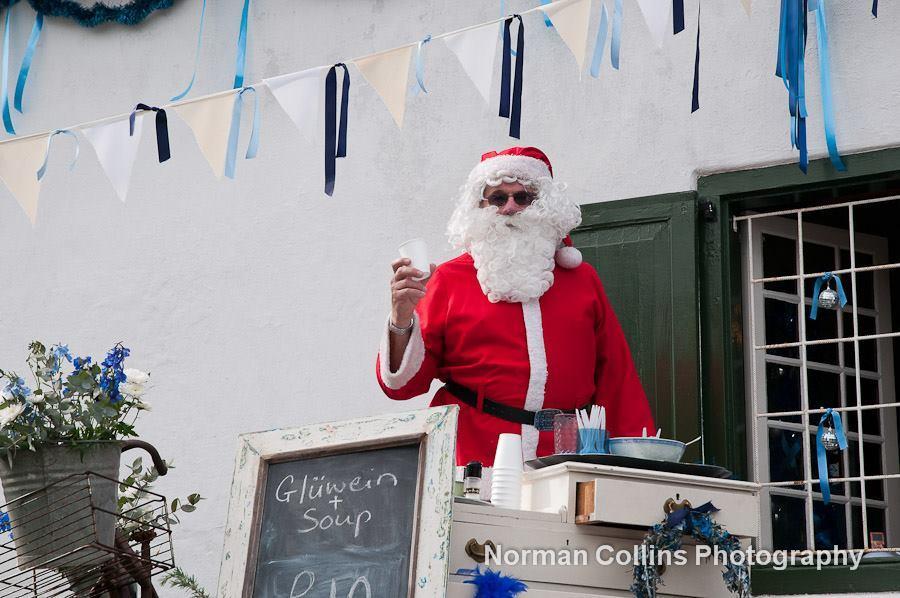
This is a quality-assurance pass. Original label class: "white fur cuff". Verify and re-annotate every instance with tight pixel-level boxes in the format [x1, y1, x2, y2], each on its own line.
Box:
[379, 313, 427, 390]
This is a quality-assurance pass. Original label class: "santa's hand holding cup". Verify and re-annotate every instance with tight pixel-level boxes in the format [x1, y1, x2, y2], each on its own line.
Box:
[388, 249, 436, 373]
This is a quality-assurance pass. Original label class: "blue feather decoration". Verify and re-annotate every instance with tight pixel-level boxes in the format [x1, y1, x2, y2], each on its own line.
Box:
[464, 568, 528, 597]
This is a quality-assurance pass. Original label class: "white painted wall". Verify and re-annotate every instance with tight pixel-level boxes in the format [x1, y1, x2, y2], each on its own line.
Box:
[0, 0, 897, 594]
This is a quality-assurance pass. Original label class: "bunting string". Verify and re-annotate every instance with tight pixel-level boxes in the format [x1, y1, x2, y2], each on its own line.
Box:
[36, 129, 78, 181]
[130, 103, 171, 163]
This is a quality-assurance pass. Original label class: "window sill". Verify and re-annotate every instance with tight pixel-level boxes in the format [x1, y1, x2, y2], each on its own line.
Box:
[751, 559, 900, 595]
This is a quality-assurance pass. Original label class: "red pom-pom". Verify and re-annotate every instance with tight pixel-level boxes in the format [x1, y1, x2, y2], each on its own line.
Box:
[555, 245, 582, 269]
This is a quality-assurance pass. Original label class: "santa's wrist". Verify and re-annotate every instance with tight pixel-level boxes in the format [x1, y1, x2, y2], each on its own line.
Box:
[389, 315, 414, 334]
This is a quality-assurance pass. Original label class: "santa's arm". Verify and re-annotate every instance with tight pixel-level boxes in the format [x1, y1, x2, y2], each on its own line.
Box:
[590, 270, 656, 435]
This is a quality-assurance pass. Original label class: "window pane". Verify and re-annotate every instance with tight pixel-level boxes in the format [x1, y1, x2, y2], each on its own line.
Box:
[848, 440, 885, 501]
[805, 305, 839, 365]
[813, 500, 848, 550]
[845, 377, 881, 437]
[771, 494, 807, 551]
[803, 242, 837, 288]
[811, 432, 845, 498]
[769, 428, 804, 483]
[838, 250, 875, 310]
[766, 363, 801, 423]
[852, 505, 888, 549]
[763, 234, 798, 294]
[807, 369, 841, 412]
[844, 315, 879, 373]
[766, 299, 799, 358]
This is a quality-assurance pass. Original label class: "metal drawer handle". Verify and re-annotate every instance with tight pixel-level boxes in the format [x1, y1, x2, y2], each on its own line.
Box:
[465, 539, 497, 563]
[663, 497, 692, 515]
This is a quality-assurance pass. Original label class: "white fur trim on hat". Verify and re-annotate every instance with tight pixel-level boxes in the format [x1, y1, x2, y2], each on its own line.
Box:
[467, 154, 552, 187]
[555, 245, 582, 269]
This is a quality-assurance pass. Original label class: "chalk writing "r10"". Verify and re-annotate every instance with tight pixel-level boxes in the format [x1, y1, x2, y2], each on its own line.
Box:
[290, 571, 372, 598]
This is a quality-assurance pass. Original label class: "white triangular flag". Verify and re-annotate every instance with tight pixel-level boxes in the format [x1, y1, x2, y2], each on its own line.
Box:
[636, 0, 671, 48]
[443, 22, 499, 104]
[353, 45, 414, 128]
[81, 116, 144, 202]
[172, 93, 237, 179]
[740, 0, 751, 15]
[542, 0, 593, 71]
[264, 66, 327, 143]
[0, 136, 49, 225]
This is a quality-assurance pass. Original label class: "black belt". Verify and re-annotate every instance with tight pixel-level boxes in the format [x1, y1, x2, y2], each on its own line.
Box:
[442, 380, 593, 431]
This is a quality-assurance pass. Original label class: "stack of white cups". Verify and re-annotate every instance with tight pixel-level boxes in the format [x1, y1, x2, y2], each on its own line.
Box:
[490, 433, 523, 509]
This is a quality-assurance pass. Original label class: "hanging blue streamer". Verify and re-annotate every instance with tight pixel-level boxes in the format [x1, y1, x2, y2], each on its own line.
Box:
[130, 103, 171, 162]
[324, 63, 349, 196]
[776, 0, 810, 172]
[171, 0, 207, 101]
[590, 3, 609, 79]
[411, 34, 431, 95]
[2, 5, 14, 135]
[816, 408, 847, 504]
[539, 0, 553, 28]
[610, 0, 622, 70]
[813, 0, 845, 171]
[224, 87, 260, 179]
[36, 129, 79, 181]
[498, 15, 524, 139]
[233, 0, 250, 89]
[691, 1, 700, 112]
[673, 0, 685, 34]
[14, 11, 42, 113]
[809, 272, 848, 320]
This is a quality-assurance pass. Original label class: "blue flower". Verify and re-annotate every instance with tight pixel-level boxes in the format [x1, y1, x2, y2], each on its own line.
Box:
[51, 344, 72, 363]
[100, 344, 130, 403]
[73, 356, 92, 370]
[3, 377, 32, 401]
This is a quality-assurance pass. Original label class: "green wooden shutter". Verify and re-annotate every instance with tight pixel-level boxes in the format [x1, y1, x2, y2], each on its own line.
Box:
[571, 192, 701, 461]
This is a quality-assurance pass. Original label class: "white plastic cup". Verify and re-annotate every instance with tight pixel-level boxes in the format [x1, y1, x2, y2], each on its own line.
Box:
[398, 238, 430, 280]
[493, 433, 524, 471]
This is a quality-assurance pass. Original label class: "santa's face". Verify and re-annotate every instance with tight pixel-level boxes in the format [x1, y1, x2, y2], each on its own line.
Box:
[446, 176, 582, 303]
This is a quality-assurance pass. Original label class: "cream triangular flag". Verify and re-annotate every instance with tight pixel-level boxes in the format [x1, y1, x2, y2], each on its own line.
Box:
[81, 115, 144, 202]
[542, 0, 593, 71]
[443, 22, 499, 104]
[353, 45, 414, 128]
[635, 0, 671, 48]
[264, 66, 327, 143]
[0, 136, 49, 225]
[172, 92, 237, 179]
[740, 0, 751, 15]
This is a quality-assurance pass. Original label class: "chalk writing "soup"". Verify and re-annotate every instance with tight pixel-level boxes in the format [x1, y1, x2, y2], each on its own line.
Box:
[275, 471, 399, 538]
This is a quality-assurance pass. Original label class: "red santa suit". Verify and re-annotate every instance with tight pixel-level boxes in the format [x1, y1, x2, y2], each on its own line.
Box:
[376, 148, 654, 466]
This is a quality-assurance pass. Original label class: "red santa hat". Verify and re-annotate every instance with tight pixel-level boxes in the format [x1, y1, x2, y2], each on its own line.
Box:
[469, 146, 582, 269]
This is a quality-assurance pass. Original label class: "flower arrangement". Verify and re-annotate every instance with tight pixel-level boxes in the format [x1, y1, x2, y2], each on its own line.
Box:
[0, 341, 150, 460]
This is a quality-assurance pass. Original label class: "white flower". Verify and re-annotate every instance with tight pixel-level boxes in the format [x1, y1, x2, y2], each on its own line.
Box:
[29, 393, 44, 404]
[134, 400, 151, 412]
[121, 369, 150, 399]
[124, 369, 150, 385]
[120, 382, 146, 398]
[0, 404, 25, 428]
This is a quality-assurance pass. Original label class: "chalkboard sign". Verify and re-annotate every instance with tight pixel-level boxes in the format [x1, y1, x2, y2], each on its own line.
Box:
[252, 444, 421, 597]
[218, 407, 458, 598]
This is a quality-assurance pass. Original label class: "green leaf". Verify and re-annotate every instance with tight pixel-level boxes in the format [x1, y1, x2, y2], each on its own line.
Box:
[171, 498, 180, 512]
[180, 504, 196, 513]
[188, 493, 202, 505]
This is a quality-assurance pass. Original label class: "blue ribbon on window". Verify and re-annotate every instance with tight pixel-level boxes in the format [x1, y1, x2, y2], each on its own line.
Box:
[14, 11, 42, 113]
[171, 0, 207, 101]
[499, 14, 524, 139]
[610, 0, 622, 70]
[324, 63, 349, 196]
[590, 3, 609, 79]
[233, 0, 250, 89]
[810, 272, 847, 320]
[776, 0, 810, 172]
[673, 0, 685, 34]
[224, 86, 260, 180]
[130, 103, 171, 163]
[2, 5, 14, 134]
[411, 34, 431, 95]
[36, 129, 79, 181]
[813, 0, 845, 171]
[816, 408, 847, 504]
[691, 1, 701, 112]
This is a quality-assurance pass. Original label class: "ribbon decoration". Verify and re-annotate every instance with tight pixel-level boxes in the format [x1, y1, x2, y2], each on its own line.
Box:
[691, 1, 700, 112]
[14, 11, 42, 113]
[224, 87, 260, 179]
[590, 3, 609, 78]
[812, 0, 846, 171]
[776, 0, 810, 172]
[412, 34, 431, 95]
[872, 0, 878, 17]
[539, 0, 554, 28]
[2, 5, 13, 134]
[816, 408, 847, 504]
[324, 63, 349, 196]
[233, 0, 251, 89]
[171, 0, 207, 100]
[499, 14, 524, 139]
[673, 0, 685, 34]
[665, 501, 719, 532]
[36, 129, 79, 181]
[810, 272, 848, 320]
[610, 0, 622, 70]
[130, 103, 171, 163]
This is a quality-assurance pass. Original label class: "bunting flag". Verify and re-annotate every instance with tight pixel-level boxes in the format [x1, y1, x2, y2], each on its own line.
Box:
[0, 135, 48, 224]
[541, 0, 592, 71]
[636, 0, 671, 48]
[171, 92, 237, 179]
[443, 22, 499, 104]
[499, 15, 524, 139]
[81, 115, 145, 202]
[353, 44, 414, 128]
[741, 0, 752, 15]
[264, 66, 327, 144]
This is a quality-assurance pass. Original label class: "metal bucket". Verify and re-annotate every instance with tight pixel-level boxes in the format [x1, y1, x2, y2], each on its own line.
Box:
[0, 443, 120, 570]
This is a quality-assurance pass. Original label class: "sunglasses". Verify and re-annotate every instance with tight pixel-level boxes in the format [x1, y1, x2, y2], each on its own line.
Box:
[482, 191, 537, 208]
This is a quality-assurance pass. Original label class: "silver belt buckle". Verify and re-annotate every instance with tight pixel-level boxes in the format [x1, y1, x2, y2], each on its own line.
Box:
[532, 408, 562, 432]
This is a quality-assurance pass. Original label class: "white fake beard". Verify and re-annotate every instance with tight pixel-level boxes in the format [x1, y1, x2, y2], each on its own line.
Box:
[464, 207, 561, 303]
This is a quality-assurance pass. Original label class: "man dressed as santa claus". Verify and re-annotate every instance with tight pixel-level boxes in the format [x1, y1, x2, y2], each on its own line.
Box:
[377, 147, 654, 467]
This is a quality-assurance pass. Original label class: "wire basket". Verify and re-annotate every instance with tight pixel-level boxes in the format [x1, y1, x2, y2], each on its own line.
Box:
[0, 471, 174, 597]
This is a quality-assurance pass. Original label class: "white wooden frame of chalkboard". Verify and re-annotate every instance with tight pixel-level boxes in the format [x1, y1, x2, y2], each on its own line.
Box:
[217, 405, 459, 598]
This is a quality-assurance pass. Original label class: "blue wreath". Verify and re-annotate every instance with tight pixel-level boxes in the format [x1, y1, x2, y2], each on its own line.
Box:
[1, 0, 176, 27]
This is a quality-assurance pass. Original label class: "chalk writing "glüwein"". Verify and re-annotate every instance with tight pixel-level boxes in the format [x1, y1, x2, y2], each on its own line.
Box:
[274, 471, 399, 538]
